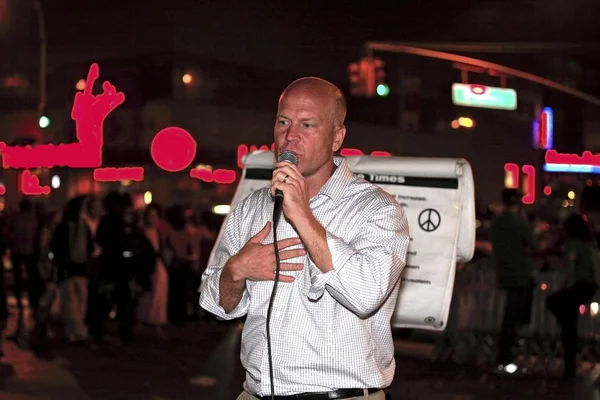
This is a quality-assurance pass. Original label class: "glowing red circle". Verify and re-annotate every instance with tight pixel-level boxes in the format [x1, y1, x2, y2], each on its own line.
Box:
[150, 127, 197, 172]
[470, 85, 486, 95]
[543, 185, 552, 196]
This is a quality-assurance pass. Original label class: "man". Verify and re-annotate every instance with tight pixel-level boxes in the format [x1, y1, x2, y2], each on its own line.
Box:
[489, 188, 536, 374]
[200, 77, 410, 399]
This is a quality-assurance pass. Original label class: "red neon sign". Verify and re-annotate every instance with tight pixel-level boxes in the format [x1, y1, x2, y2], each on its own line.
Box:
[340, 148, 363, 157]
[19, 170, 51, 196]
[545, 150, 600, 166]
[150, 127, 197, 172]
[504, 163, 519, 189]
[504, 163, 536, 204]
[521, 165, 536, 205]
[237, 145, 392, 168]
[0, 64, 236, 196]
[93, 167, 144, 182]
[190, 168, 237, 184]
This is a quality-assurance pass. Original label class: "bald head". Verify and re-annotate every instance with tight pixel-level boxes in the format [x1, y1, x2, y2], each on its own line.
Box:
[279, 77, 347, 127]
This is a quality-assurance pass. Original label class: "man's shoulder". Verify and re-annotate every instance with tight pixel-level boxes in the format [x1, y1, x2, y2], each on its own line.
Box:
[345, 176, 402, 210]
[237, 186, 272, 207]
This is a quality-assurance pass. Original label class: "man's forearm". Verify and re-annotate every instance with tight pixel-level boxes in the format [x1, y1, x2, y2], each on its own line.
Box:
[295, 216, 333, 274]
[219, 260, 246, 313]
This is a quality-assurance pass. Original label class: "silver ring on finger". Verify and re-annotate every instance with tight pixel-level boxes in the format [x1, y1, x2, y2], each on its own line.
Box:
[283, 175, 289, 183]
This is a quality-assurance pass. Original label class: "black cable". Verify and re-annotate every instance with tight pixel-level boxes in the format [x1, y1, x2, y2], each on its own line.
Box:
[266, 203, 283, 399]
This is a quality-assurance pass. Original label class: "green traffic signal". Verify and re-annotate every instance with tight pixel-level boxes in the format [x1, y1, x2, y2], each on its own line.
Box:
[376, 84, 389, 97]
[38, 115, 50, 128]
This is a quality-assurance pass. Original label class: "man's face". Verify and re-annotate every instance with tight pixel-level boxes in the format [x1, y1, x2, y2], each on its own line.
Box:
[273, 87, 345, 178]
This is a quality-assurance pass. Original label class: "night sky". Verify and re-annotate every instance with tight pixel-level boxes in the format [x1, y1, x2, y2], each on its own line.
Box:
[1, 0, 600, 85]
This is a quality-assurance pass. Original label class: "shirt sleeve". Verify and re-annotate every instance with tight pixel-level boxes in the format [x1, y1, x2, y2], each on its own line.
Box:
[306, 200, 410, 318]
[199, 203, 249, 320]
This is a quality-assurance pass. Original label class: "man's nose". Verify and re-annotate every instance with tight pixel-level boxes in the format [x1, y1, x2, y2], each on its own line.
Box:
[285, 123, 300, 141]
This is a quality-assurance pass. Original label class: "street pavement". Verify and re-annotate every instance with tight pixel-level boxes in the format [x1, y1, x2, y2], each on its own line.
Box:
[1, 306, 599, 399]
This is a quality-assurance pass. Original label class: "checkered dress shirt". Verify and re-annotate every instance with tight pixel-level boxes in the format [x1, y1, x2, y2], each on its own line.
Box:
[200, 157, 410, 396]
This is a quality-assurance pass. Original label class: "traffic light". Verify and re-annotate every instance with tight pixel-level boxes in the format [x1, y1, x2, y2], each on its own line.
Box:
[374, 59, 389, 97]
[347, 57, 389, 98]
[348, 62, 362, 96]
[38, 107, 50, 128]
[38, 114, 50, 128]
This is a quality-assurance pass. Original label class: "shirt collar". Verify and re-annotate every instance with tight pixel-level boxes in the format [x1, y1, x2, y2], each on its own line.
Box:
[317, 157, 353, 202]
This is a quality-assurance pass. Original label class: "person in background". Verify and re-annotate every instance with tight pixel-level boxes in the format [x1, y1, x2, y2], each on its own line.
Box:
[489, 188, 537, 375]
[137, 205, 169, 339]
[0, 228, 7, 358]
[92, 193, 149, 344]
[166, 205, 199, 325]
[82, 196, 103, 332]
[29, 210, 62, 350]
[50, 196, 94, 344]
[193, 212, 216, 321]
[547, 213, 598, 379]
[10, 199, 41, 313]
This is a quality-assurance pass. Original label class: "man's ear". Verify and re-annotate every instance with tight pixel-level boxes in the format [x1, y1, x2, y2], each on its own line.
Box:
[332, 125, 346, 152]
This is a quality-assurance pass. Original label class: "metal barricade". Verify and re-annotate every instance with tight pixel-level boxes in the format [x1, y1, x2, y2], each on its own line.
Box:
[442, 257, 600, 373]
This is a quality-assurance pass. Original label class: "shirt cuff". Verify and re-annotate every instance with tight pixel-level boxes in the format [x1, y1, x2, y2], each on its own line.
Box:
[306, 230, 357, 300]
[200, 269, 249, 319]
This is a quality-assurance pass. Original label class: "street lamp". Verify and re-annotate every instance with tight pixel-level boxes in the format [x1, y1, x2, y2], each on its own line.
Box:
[32, 0, 47, 120]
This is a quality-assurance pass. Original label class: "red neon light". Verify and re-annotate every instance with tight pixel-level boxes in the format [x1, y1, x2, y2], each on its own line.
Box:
[213, 169, 237, 184]
[150, 127, 197, 172]
[340, 148, 363, 157]
[237, 145, 248, 169]
[190, 168, 237, 184]
[0, 63, 236, 195]
[93, 167, 144, 182]
[0, 64, 125, 169]
[521, 165, 536, 204]
[19, 170, 50, 196]
[371, 151, 391, 157]
[545, 150, 600, 166]
[237, 145, 394, 168]
[0, 184, 6, 196]
[543, 185, 552, 196]
[540, 111, 549, 149]
[504, 163, 519, 189]
[190, 168, 212, 182]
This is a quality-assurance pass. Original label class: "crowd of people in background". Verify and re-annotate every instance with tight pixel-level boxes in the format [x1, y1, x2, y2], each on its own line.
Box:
[487, 188, 599, 379]
[0, 192, 215, 356]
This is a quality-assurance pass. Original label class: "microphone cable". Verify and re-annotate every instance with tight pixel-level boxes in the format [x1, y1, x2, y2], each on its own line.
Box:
[265, 150, 296, 399]
[266, 201, 283, 400]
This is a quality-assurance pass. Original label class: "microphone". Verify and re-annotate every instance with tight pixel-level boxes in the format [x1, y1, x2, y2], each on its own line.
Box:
[273, 150, 298, 225]
[267, 149, 298, 400]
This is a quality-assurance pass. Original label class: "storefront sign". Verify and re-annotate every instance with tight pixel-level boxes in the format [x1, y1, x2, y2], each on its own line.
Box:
[544, 150, 600, 174]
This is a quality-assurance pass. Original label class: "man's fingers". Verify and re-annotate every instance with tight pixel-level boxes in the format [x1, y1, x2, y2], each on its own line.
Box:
[277, 262, 304, 271]
[276, 237, 302, 249]
[275, 274, 295, 283]
[278, 249, 306, 260]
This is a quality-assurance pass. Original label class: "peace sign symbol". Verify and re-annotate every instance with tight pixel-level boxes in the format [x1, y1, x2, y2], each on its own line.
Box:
[418, 208, 441, 232]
